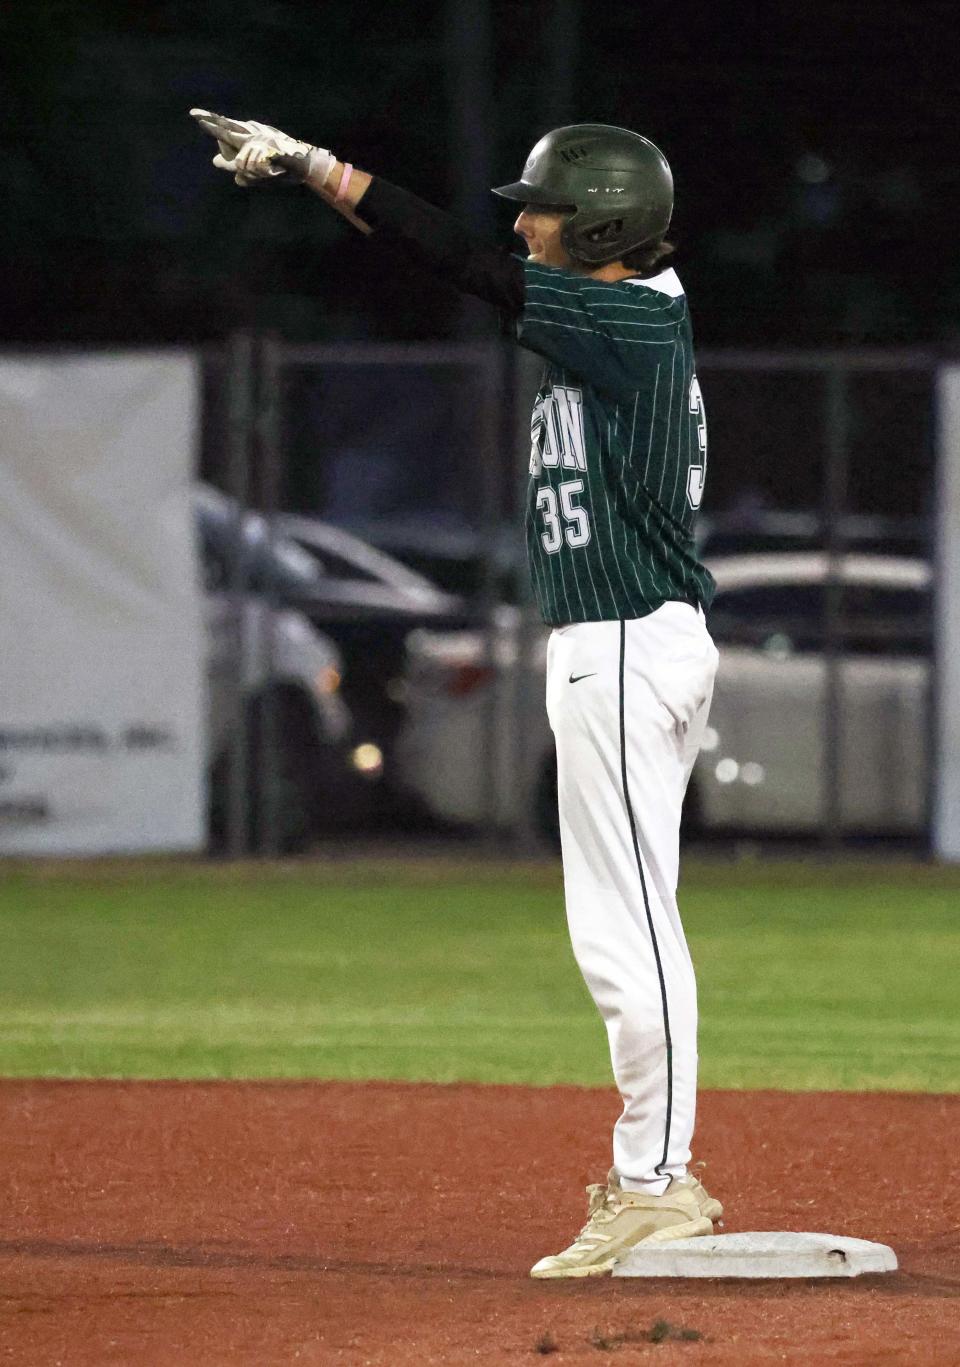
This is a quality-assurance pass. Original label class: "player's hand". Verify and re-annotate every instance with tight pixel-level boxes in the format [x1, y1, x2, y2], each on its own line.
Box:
[189, 109, 336, 188]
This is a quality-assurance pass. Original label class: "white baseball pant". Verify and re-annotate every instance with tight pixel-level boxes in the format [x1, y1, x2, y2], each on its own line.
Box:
[546, 602, 719, 1194]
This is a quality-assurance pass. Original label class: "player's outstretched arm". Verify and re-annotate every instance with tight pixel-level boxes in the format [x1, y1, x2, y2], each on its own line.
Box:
[189, 109, 373, 234]
[189, 108, 523, 312]
[305, 162, 524, 315]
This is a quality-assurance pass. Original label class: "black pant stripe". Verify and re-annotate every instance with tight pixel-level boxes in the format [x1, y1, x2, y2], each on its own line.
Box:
[618, 619, 674, 1176]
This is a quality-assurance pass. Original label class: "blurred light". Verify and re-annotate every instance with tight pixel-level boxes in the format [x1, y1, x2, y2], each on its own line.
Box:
[385, 677, 407, 704]
[445, 663, 495, 697]
[741, 761, 766, 786]
[351, 742, 383, 777]
[763, 633, 792, 660]
[796, 153, 831, 184]
[315, 666, 341, 695]
[701, 726, 719, 753]
[715, 757, 739, 784]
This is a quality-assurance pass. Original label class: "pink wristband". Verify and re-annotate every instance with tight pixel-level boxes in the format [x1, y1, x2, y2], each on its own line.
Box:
[335, 163, 354, 203]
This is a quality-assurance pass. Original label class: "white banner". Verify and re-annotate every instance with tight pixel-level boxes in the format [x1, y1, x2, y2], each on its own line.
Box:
[0, 353, 206, 854]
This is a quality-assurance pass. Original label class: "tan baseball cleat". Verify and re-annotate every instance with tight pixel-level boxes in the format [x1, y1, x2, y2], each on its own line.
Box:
[680, 1163, 724, 1224]
[607, 1164, 724, 1224]
[529, 1171, 714, 1279]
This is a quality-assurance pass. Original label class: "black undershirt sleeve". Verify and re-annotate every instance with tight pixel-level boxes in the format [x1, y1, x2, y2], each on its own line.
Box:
[357, 177, 526, 317]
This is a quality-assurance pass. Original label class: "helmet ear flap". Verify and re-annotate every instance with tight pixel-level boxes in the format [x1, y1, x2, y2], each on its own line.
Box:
[559, 215, 585, 263]
[586, 219, 624, 244]
[562, 213, 628, 264]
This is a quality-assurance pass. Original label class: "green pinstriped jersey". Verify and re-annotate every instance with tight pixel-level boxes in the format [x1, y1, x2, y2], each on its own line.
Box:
[517, 260, 715, 626]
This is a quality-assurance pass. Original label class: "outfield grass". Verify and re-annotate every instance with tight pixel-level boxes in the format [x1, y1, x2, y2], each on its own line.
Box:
[0, 858, 957, 1090]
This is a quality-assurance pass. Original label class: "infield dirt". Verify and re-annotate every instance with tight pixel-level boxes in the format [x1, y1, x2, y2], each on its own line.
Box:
[0, 1081, 956, 1365]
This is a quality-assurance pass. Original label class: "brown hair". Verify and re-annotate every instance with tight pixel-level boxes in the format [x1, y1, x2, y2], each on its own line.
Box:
[620, 238, 675, 275]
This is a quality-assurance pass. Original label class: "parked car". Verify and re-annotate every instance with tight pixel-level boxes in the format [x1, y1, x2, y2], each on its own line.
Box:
[692, 553, 930, 833]
[395, 553, 932, 841]
[198, 493, 378, 850]
[197, 487, 471, 822]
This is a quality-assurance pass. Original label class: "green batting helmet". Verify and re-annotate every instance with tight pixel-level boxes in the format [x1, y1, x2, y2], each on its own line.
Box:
[492, 123, 673, 266]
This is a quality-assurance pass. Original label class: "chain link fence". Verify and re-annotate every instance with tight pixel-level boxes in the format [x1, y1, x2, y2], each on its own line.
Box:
[201, 338, 938, 856]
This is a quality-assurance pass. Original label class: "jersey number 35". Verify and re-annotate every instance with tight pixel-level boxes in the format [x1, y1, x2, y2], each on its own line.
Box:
[537, 480, 591, 554]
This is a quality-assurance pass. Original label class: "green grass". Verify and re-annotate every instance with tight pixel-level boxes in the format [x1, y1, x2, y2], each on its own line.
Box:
[0, 857, 957, 1091]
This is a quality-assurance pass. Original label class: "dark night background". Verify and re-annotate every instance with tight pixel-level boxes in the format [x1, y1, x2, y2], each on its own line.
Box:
[2, 0, 958, 351]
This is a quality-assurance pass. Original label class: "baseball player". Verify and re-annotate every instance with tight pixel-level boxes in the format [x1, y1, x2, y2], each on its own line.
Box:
[192, 110, 722, 1277]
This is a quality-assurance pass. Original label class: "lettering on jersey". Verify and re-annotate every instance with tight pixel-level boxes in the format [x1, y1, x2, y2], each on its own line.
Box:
[554, 387, 587, 470]
[687, 374, 707, 510]
[529, 393, 550, 473]
[529, 386, 586, 475]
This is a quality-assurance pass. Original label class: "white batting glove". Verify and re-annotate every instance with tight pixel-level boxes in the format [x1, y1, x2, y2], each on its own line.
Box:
[189, 109, 336, 188]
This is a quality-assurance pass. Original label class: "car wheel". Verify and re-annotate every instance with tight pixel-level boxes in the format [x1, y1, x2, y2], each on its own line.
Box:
[208, 692, 320, 854]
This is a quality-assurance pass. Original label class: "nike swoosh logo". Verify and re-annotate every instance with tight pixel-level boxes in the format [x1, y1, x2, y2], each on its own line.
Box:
[569, 672, 597, 684]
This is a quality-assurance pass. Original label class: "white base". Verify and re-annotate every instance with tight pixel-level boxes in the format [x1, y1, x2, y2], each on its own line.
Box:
[612, 1232, 898, 1279]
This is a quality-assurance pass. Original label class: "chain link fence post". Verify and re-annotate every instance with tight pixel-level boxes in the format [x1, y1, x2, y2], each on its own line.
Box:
[822, 364, 850, 855]
[254, 333, 285, 857]
[224, 330, 256, 859]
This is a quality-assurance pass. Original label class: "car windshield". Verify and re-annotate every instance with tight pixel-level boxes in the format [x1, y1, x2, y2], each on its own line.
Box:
[243, 515, 324, 587]
[196, 491, 325, 599]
